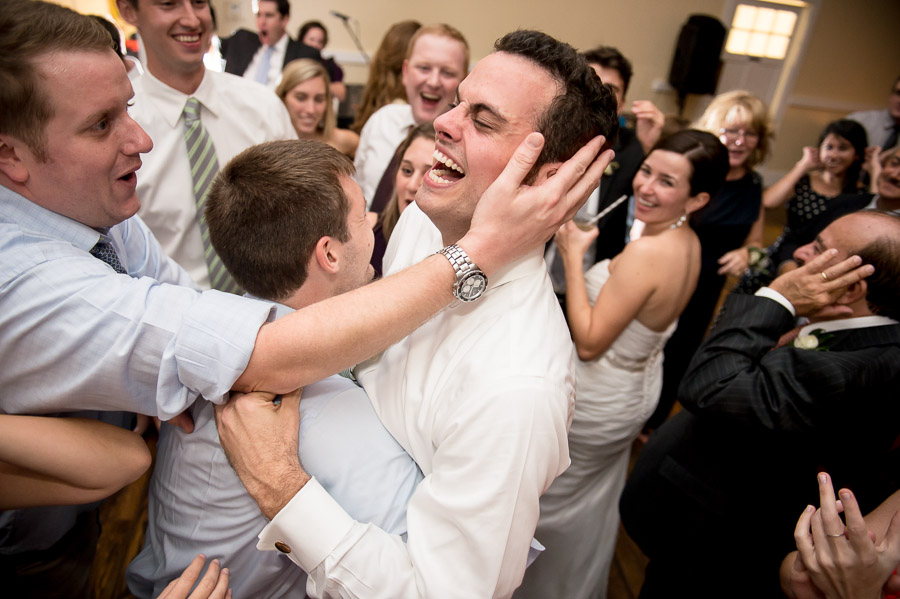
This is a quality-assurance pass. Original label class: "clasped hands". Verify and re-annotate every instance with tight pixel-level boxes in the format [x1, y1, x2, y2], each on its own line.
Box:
[786, 473, 900, 599]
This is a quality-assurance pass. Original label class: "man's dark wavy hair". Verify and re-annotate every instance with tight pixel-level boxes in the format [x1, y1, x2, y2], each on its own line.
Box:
[494, 30, 619, 183]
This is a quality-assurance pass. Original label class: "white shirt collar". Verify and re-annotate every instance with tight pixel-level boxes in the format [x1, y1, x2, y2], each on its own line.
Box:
[139, 67, 217, 128]
[799, 315, 898, 337]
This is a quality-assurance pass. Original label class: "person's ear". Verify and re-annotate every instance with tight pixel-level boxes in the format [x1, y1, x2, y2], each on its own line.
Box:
[685, 191, 710, 214]
[313, 236, 341, 275]
[834, 279, 867, 306]
[0, 136, 31, 184]
[401, 59, 410, 87]
[116, 0, 138, 27]
[532, 162, 562, 185]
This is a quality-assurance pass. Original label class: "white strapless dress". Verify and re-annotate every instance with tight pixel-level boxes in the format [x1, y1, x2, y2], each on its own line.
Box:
[517, 260, 676, 599]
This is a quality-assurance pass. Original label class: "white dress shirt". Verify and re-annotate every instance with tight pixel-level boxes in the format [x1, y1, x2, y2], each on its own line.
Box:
[130, 68, 296, 288]
[846, 108, 898, 148]
[241, 32, 288, 88]
[258, 204, 575, 598]
[353, 103, 415, 206]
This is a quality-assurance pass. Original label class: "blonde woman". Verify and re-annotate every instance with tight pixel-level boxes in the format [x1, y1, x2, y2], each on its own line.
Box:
[276, 59, 359, 157]
[693, 90, 773, 277]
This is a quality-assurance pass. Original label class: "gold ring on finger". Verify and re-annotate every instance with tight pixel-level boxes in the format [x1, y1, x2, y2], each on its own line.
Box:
[821, 272, 828, 281]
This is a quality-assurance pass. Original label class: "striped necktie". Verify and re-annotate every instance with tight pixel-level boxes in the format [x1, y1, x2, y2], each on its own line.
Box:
[182, 97, 241, 293]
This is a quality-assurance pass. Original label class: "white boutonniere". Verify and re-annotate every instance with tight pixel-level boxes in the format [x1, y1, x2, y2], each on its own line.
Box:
[747, 246, 772, 277]
[793, 328, 834, 351]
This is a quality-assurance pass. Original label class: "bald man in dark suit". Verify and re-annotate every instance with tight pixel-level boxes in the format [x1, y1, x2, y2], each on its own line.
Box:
[621, 211, 900, 599]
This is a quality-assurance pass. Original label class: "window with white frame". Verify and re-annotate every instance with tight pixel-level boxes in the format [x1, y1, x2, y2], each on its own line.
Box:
[725, 1, 805, 60]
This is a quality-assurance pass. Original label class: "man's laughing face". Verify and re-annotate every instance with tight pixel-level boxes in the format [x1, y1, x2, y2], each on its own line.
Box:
[401, 33, 467, 125]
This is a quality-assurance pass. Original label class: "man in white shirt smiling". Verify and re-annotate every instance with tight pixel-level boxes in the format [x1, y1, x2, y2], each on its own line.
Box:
[216, 30, 619, 599]
[117, 0, 297, 290]
[354, 24, 468, 207]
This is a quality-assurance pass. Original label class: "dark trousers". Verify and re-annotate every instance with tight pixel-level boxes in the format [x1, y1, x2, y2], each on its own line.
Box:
[3, 508, 100, 599]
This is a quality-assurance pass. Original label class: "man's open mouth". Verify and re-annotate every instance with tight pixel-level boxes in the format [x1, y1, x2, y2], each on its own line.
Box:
[428, 150, 466, 184]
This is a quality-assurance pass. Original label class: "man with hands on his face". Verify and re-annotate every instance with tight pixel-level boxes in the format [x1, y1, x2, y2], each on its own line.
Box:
[216, 30, 619, 599]
[621, 211, 900, 599]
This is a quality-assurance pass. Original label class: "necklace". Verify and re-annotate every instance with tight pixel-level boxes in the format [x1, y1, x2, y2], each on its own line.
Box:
[669, 214, 687, 229]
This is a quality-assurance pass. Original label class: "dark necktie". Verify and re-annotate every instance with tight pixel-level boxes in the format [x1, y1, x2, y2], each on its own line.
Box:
[369, 139, 406, 214]
[90, 240, 127, 274]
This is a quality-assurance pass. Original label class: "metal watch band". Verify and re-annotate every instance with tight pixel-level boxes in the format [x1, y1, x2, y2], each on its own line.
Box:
[436, 244, 487, 302]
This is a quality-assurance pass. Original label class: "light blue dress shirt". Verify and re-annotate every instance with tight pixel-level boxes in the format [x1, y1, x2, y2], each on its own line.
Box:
[127, 302, 423, 599]
[0, 184, 274, 420]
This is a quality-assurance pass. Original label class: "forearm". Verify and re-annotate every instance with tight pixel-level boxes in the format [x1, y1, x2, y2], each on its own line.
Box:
[764, 162, 807, 208]
[0, 416, 151, 508]
[562, 253, 595, 357]
[236, 254, 455, 393]
[864, 488, 900, 543]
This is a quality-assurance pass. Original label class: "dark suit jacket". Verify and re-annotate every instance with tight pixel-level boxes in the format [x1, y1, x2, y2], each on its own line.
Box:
[621, 293, 900, 598]
[593, 127, 644, 263]
[220, 29, 321, 78]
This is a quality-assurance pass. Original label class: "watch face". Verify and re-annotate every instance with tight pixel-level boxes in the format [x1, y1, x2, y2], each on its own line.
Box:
[457, 270, 487, 302]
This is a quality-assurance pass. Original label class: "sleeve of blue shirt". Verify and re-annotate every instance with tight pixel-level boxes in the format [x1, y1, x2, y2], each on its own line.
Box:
[0, 209, 274, 420]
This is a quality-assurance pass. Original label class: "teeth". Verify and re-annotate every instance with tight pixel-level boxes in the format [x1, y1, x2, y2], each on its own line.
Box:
[637, 198, 656, 207]
[421, 93, 440, 101]
[174, 34, 200, 42]
[432, 150, 465, 175]
[428, 170, 452, 184]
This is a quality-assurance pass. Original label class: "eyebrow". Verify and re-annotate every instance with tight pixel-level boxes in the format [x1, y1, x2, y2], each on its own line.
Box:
[455, 86, 509, 127]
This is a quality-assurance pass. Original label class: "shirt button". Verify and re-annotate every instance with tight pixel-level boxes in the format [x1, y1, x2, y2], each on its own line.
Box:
[274, 541, 292, 554]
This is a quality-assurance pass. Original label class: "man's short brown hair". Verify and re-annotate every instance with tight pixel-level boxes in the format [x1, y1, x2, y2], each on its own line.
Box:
[205, 140, 354, 303]
[0, 0, 114, 160]
[406, 23, 470, 73]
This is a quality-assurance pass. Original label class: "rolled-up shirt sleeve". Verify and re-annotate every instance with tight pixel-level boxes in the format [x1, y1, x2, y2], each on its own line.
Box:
[0, 210, 275, 419]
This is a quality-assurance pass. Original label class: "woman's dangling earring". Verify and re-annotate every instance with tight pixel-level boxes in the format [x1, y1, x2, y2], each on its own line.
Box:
[669, 214, 687, 230]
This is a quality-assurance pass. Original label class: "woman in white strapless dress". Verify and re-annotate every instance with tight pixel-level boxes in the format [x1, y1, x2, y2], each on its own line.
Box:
[517, 130, 731, 599]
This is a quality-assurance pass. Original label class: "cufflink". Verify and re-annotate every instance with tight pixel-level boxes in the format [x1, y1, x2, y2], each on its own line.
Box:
[274, 541, 292, 554]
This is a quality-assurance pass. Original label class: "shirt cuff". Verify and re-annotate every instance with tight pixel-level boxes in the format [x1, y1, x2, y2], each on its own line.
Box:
[257, 477, 355, 571]
[755, 286, 796, 317]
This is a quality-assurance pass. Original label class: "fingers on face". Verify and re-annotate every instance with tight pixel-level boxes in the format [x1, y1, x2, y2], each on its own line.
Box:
[501, 132, 545, 188]
[562, 145, 613, 220]
[825, 262, 873, 292]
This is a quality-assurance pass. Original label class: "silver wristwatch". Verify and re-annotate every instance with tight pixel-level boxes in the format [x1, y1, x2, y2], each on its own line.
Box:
[437, 244, 488, 302]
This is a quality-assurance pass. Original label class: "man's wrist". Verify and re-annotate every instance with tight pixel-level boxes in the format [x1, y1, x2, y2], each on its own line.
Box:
[250, 466, 310, 520]
[455, 232, 498, 278]
[755, 286, 797, 317]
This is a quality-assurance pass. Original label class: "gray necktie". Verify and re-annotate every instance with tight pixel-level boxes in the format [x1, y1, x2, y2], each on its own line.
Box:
[255, 45, 274, 85]
[90, 239, 127, 274]
[182, 97, 241, 293]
